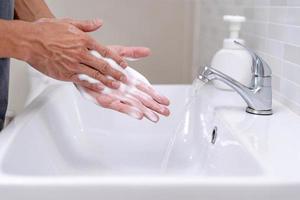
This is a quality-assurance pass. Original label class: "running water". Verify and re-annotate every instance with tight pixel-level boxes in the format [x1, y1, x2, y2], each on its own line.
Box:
[161, 78, 215, 175]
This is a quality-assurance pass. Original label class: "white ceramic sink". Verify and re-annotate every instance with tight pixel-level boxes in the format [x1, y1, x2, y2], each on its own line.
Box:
[0, 83, 300, 199]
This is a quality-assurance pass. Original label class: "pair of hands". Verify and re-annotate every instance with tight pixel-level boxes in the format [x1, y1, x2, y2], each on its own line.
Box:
[24, 18, 170, 122]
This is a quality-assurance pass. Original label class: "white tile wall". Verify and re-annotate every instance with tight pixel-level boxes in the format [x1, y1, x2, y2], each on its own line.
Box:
[195, 0, 300, 114]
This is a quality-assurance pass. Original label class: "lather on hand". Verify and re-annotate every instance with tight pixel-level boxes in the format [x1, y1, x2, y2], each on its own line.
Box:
[0, 0, 170, 124]
[76, 46, 170, 122]
[13, 18, 128, 89]
[2, 16, 170, 122]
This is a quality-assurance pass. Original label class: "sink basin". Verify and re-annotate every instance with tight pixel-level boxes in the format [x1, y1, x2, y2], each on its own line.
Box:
[0, 84, 261, 176]
[0, 83, 300, 199]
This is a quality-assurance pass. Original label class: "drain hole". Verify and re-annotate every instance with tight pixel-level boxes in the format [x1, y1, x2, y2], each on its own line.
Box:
[211, 126, 218, 145]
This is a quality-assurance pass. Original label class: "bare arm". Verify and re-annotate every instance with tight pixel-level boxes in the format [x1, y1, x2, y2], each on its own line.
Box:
[3, 0, 170, 120]
[14, 0, 54, 21]
[0, 19, 30, 60]
[0, 0, 54, 59]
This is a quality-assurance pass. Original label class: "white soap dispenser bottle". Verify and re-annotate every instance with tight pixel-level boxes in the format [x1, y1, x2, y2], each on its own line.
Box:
[211, 15, 252, 90]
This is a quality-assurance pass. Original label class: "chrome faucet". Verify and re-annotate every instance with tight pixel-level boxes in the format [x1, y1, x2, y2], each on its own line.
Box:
[199, 41, 272, 115]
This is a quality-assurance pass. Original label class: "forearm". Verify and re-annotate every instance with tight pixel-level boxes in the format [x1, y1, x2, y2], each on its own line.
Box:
[0, 19, 32, 60]
[14, 0, 54, 21]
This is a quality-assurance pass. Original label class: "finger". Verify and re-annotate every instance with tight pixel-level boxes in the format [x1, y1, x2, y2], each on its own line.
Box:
[76, 65, 121, 89]
[108, 45, 151, 58]
[81, 53, 127, 82]
[72, 76, 104, 92]
[63, 18, 103, 32]
[130, 89, 170, 117]
[121, 93, 160, 122]
[135, 82, 170, 106]
[86, 38, 128, 68]
[82, 84, 159, 122]
[111, 84, 164, 120]
[144, 108, 160, 123]
[110, 100, 144, 120]
[96, 94, 144, 120]
[99, 86, 159, 122]
[82, 87, 143, 120]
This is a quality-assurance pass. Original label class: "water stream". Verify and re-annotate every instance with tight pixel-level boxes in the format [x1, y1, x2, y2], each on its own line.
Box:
[160, 78, 216, 175]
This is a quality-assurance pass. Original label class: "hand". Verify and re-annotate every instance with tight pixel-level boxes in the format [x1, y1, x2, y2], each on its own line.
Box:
[108, 45, 151, 59]
[76, 46, 170, 122]
[109, 45, 170, 113]
[80, 85, 165, 122]
[78, 76, 170, 122]
[22, 18, 128, 89]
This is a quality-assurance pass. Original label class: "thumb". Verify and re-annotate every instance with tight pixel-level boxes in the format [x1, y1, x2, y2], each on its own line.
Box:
[63, 18, 103, 32]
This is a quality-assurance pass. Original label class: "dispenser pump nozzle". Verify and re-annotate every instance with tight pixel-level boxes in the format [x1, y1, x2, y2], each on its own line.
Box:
[223, 15, 246, 39]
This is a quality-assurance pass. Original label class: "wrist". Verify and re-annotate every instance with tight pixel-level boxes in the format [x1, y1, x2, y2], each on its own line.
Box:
[0, 20, 34, 61]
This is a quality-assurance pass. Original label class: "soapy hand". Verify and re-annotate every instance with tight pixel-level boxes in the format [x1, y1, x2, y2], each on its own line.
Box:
[78, 81, 169, 122]
[76, 47, 170, 122]
[23, 18, 128, 89]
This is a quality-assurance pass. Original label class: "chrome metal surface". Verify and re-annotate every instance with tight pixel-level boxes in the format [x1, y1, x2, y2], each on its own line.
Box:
[234, 41, 272, 78]
[246, 107, 272, 115]
[199, 43, 273, 115]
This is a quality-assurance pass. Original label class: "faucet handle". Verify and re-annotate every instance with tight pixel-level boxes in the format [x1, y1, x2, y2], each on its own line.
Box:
[234, 41, 272, 77]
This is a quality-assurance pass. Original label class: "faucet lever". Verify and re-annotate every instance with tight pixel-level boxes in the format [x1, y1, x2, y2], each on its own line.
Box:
[234, 41, 272, 77]
[198, 42, 273, 115]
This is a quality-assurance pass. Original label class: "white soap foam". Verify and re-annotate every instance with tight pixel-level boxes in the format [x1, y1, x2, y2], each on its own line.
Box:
[76, 51, 158, 121]
[90, 50, 150, 85]
[78, 74, 100, 84]
[124, 57, 140, 62]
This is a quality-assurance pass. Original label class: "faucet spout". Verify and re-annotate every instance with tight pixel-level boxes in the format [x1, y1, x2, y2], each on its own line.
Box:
[198, 42, 273, 115]
[199, 66, 272, 115]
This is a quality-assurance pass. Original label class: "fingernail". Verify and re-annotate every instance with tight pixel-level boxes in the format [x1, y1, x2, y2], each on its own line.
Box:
[97, 84, 104, 90]
[112, 81, 120, 88]
[120, 61, 128, 68]
[160, 107, 170, 116]
[148, 112, 159, 123]
[120, 75, 127, 83]
[160, 107, 166, 113]
[164, 108, 171, 116]
[129, 111, 142, 120]
[159, 94, 170, 105]
[93, 18, 103, 25]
